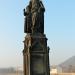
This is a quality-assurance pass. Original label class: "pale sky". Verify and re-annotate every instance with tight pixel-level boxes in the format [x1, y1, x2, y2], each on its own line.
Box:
[0, 0, 75, 68]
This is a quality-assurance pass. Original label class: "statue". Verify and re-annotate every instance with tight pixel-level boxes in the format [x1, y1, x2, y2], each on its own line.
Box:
[24, 0, 45, 33]
[23, 1, 50, 75]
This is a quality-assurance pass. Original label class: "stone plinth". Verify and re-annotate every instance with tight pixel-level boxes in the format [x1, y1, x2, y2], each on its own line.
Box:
[23, 33, 50, 75]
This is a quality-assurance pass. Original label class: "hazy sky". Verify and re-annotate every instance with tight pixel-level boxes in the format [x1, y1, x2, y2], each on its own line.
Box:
[0, 0, 75, 68]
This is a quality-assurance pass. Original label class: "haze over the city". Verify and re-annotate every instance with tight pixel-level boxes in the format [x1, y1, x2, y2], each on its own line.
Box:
[0, 0, 75, 68]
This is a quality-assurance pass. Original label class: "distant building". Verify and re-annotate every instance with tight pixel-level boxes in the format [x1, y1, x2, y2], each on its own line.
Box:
[50, 68, 57, 74]
[50, 65, 62, 74]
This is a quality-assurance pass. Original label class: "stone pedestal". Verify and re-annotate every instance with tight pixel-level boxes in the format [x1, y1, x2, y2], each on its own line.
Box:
[23, 33, 50, 75]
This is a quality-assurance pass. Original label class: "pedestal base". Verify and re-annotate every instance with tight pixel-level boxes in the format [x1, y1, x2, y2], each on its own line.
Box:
[23, 33, 50, 75]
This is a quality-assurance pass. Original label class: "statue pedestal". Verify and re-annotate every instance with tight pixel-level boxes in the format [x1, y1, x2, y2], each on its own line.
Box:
[23, 33, 50, 75]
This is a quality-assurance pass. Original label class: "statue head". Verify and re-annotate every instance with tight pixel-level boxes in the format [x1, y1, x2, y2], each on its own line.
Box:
[31, 0, 40, 3]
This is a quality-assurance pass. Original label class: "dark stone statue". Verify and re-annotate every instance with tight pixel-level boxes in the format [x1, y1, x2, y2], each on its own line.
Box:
[23, 1, 50, 75]
[24, 0, 45, 33]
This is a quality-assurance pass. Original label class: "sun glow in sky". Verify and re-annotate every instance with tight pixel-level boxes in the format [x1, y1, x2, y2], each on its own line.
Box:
[0, 0, 75, 68]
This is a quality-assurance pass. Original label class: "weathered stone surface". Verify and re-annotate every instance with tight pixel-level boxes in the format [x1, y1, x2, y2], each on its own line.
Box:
[23, 0, 50, 75]
[23, 34, 50, 75]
